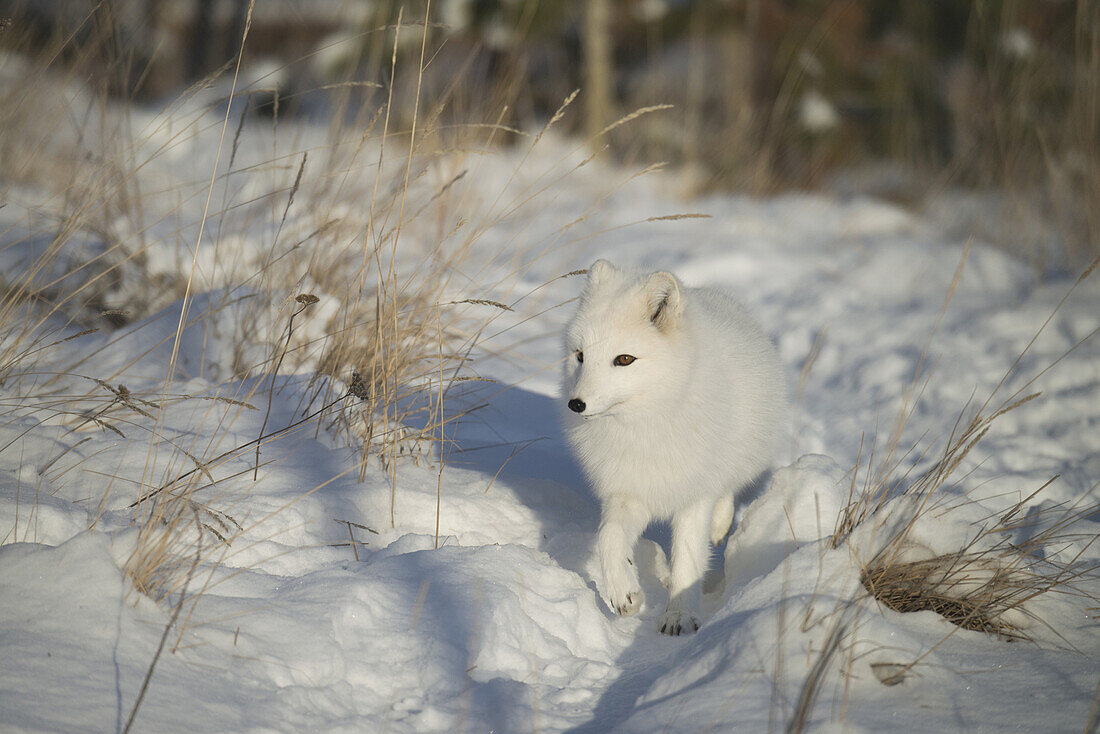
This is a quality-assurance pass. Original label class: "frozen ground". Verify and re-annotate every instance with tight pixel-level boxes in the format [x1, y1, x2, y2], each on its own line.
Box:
[1, 97, 1098, 733]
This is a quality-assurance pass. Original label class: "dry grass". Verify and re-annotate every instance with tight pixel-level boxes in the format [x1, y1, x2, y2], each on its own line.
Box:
[780, 259, 1100, 732]
[0, 2, 666, 606]
[0, 3, 452, 601]
[112, 5, 487, 597]
[943, 1, 1100, 268]
[839, 260, 1099, 642]
[850, 398, 1098, 643]
[862, 546, 1046, 639]
[614, 3, 1100, 267]
[848, 424, 1094, 644]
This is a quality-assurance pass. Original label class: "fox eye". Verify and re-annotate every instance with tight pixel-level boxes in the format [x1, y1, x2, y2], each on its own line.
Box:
[576, 350, 584, 363]
[613, 354, 636, 366]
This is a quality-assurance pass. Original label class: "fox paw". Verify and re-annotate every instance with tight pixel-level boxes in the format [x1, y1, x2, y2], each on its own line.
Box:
[603, 558, 643, 616]
[658, 610, 700, 636]
[609, 589, 643, 616]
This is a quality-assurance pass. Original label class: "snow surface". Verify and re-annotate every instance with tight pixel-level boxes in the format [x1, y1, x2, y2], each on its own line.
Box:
[1, 95, 1098, 733]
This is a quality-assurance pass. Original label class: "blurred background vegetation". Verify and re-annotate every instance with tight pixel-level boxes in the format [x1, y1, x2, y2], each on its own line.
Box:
[2, 0, 1097, 268]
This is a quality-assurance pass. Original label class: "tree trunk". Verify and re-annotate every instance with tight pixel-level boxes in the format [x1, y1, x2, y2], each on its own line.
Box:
[583, 0, 613, 143]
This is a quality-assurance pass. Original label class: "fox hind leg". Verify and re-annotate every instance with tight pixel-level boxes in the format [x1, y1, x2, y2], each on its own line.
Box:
[709, 492, 735, 546]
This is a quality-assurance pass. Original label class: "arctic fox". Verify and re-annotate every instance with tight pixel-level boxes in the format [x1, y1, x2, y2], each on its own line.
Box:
[562, 260, 787, 635]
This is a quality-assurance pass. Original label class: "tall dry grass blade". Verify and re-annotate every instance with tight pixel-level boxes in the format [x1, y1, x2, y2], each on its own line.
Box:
[434, 307, 444, 548]
[123, 512, 202, 734]
[787, 617, 847, 734]
[137, 0, 255, 526]
[1084, 675, 1100, 734]
[130, 381, 351, 509]
[597, 104, 675, 138]
[533, 88, 579, 147]
[644, 213, 712, 222]
[255, 295, 317, 480]
[979, 256, 1098, 417]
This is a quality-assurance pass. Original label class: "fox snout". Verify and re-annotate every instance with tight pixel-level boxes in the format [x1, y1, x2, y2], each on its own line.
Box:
[568, 398, 586, 413]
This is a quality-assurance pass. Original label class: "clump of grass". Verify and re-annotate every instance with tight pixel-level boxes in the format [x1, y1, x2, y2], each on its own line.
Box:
[862, 550, 1031, 638]
[823, 250, 1099, 641]
[782, 262, 1099, 733]
[1, 0, 678, 613]
[856, 462, 1099, 642]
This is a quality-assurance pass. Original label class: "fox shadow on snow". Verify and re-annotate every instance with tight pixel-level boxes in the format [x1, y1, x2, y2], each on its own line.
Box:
[424, 381, 771, 731]
[436, 381, 602, 565]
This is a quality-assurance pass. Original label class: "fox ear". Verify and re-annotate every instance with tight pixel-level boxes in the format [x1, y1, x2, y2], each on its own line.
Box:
[587, 259, 617, 286]
[645, 271, 682, 331]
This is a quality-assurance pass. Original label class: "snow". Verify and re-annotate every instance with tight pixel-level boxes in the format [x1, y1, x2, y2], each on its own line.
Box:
[1, 89, 1098, 734]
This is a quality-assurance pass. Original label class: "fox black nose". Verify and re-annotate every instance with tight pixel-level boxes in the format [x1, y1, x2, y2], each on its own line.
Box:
[568, 398, 586, 413]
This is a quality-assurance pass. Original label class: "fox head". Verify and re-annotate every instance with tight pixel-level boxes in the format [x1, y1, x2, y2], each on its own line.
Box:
[562, 260, 690, 418]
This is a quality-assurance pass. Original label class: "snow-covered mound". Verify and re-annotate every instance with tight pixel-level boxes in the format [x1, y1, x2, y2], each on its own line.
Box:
[1, 99, 1098, 733]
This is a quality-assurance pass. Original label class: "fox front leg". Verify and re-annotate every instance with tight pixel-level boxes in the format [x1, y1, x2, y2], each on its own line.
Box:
[597, 498, 649, 616]
[659, 499, 712, 635]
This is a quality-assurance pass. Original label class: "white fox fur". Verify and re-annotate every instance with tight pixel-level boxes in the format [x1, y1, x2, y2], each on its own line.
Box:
[561, 259, 787, 635]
